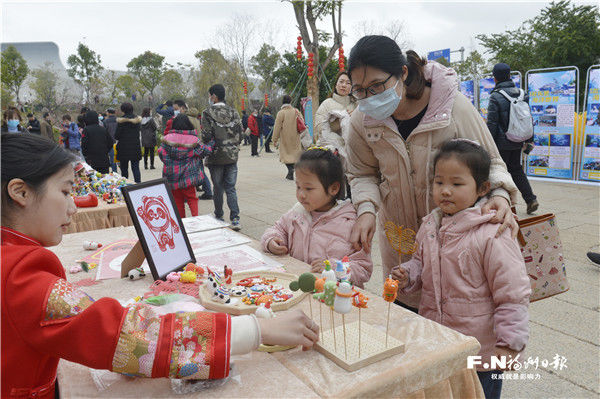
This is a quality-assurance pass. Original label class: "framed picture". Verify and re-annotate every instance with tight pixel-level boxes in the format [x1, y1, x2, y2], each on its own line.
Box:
[121, 178, 195, 280]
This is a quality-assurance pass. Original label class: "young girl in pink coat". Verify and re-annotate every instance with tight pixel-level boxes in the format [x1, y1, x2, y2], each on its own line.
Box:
[393, 139, 530, 399]
[261, 147, 373, 288]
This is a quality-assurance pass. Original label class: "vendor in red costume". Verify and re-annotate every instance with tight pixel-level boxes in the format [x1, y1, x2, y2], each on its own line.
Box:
[1, 133, 319, 399]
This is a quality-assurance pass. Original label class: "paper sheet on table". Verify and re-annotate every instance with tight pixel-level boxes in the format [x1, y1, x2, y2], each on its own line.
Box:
[182, 214, 230, 233]
[193, 245, 283, 273]
[188, 229, 251, 255]
[81, 239, 150, 280]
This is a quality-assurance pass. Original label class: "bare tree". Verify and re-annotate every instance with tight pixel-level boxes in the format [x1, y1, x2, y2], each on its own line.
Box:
[290, 0, 343, 122]
[353, 19, 413, 49]
[214, 12, 259, 81]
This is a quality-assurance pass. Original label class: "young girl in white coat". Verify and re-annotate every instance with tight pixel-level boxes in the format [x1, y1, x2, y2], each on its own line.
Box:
[392, 139, 531, 399]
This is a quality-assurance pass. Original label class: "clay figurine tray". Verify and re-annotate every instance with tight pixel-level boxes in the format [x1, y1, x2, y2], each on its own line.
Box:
[198, 270, 307, 315]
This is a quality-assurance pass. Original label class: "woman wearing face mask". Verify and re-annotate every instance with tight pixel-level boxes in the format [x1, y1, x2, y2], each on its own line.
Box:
[345, 35, 519, 311]
[314, 71, 357, 141]
[1, 108, 23, 133]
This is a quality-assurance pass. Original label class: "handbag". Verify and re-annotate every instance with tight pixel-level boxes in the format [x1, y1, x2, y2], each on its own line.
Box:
[296, 113, 307, 133]
[295, 110, 311, 149]
[516, 213, 569, 301]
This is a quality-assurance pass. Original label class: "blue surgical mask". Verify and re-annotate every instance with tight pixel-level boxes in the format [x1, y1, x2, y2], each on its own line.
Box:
[98, 115, 104, 121]
[7, 119, 19, 131]
[208, 97, 214, 106]
[357, 82, 401, 120]
[174, 110, 180, 116]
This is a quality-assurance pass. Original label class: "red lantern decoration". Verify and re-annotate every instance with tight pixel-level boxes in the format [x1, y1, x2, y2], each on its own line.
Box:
[307, 52, 314, 79]
[296, 36, 303, 61]
[243, 81, 248, 95]
[264, 93, 269, 107]
[338, 45, 345, 72]
[241, 98, 245, 111]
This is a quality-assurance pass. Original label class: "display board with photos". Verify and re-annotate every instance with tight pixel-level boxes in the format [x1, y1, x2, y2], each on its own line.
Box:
[526, 69, 577, 180]
[579, 66, 600, 182]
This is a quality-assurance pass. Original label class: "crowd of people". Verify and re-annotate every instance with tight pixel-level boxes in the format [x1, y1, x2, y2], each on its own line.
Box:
[2, 34, 564, 399]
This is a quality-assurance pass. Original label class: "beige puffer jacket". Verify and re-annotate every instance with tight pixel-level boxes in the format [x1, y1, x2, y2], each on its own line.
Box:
[345, 61, 518, 307]
[314, 93, 357, 140]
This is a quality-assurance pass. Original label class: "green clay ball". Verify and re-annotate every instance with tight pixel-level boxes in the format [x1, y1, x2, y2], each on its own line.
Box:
[289, 280, 300, 291]
[298, 272, 316, 292]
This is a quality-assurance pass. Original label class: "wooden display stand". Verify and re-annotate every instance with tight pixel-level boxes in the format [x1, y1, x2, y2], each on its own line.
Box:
[120, 240, 144, 278]
[198, 270, 307, 315]
[315, 321, 405, 372]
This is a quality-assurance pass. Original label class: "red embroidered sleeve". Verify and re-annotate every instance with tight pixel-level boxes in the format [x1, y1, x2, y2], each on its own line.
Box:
[112, 304, 231, 378]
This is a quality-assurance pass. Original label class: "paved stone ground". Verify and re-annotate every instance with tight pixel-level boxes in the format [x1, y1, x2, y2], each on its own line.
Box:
[140, 146, 599, 398]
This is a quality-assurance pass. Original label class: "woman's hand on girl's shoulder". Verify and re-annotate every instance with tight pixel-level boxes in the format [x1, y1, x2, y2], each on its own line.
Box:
[482, 196, 519, 239]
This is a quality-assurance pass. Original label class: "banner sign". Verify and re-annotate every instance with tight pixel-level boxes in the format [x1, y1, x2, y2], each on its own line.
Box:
[460, 80, 475, 106]
[579, 66, 600, 181]
[526, 69, 577, 179]
[479, 74, 521, 121]
[301, 97, 314, 139]
[428, 48, 450, 62]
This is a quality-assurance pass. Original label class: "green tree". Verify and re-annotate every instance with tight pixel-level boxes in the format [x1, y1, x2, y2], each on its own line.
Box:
[115, 74, 142, 101]
[67, 42, 103, 105]
[273, 45, 339, 106]
[250, 44, 281, 96]
[477, 0, 600, 102]
[127, 51, 165, 102]
[159, 69, 185, 101]
[30, 63, 59, 111]
[452, 51, 490, 80]
[1, 45, 29, 103]
[194, 48, 245, 112]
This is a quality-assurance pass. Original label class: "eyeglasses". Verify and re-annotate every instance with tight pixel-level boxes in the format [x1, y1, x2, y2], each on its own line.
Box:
[351, 74, 394, 100]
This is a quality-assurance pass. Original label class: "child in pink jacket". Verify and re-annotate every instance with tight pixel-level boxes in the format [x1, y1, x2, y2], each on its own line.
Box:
[393, 139, 530, 399]
[261, 147, 372, 288]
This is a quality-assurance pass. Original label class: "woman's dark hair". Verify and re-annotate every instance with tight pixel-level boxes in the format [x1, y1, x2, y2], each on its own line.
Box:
[433, 139, 491, 190]
[142, 107, 151, 117]
[282, 95, 292, 104]
[347, 35, 428, 100]
[62, 114, 71, 121]
[1, 133, 75, 221]
[295, 148, 345, 201]
[83, 110, 99, 126]
[77, 114, 85, 128]
[171, 114, 194, 131]
[120, 102, 134, 115]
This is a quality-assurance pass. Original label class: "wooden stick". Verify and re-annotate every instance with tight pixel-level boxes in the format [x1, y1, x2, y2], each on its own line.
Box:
[319, 300, 323, 343]
[386, 302, 391, 348]
[308, 295, 313, 320]
[342, 313, 347, 360]
[359, 308, 362, 358]
[331, 308, 337, 352]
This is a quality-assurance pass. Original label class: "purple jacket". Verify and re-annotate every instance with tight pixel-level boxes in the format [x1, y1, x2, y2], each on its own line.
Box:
[261, 201, 373, 288]
[157, 129, 213, 190]
[401, 201, 531, 369]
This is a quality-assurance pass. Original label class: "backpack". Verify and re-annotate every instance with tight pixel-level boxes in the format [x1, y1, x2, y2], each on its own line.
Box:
[498, 89, 534, 142]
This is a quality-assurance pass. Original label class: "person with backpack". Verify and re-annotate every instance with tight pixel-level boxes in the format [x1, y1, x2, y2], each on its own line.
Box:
[487, 63, 539, 215]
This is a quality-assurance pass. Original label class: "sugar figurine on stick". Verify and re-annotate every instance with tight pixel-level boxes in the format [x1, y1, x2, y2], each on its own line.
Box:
[322, 280, 337, 350]
[289, 273, 316, 320]
[333, 280, 353, 359]
[352, 291, 369, 357]
[322, 260, 336, 282]
[383, 276, 399, 347]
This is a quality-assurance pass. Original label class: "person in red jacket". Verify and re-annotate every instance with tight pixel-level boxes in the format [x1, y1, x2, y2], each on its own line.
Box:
[248, 109, 260, 157]
[0, 133, 319, 398]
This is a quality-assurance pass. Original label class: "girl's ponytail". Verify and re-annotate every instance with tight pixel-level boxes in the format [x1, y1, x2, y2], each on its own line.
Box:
[404, 50, 428, 100]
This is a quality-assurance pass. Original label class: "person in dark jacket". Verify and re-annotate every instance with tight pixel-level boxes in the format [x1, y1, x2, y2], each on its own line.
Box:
[241, 110, 250, 146]
[26, 113, 41, 134]
[103, 109, 118, 172]
[40, 112, 55, 142]
[262, 108, 275, 153]
[81, 110, 114, 174]
[487, 63, 539, 214]
[140, 107, 158, 169]
[156, 100, 174, 132]
[115, 102, 142, 182]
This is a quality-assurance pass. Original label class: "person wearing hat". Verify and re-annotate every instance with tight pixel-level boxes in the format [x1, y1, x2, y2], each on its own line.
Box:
[487, 62, 539, 214]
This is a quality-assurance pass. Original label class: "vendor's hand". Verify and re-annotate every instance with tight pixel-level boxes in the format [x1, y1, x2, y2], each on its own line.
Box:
[310, 259, 325, 273]
[267, 238, 288, 255]
[350, 213, 376, 253]
[258, 309, 319, 350]
[391, 266, 409, 288]
[494, 346, 520, 370]
[482, 196, 518, 239]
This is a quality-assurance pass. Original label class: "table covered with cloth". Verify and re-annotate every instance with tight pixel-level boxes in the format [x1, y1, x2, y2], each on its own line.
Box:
[65, 201, 132, 234]
[51, 226, 484, 398]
